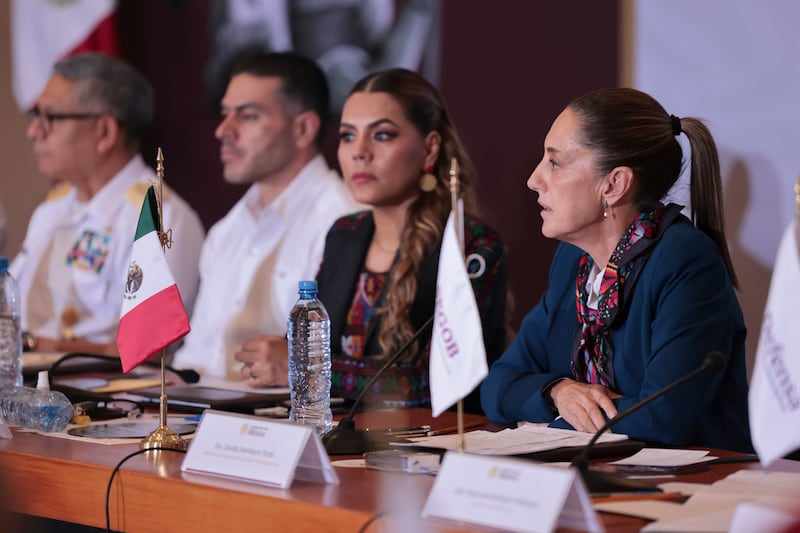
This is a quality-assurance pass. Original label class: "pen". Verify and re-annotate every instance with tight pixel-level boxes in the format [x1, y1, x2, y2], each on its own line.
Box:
[426, 420, 484, 436]
[372, 425, 431, 434]
[591, 491, 685, 504]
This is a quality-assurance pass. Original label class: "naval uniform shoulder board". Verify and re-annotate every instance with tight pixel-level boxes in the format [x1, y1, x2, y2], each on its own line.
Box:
[125, 182, 171, 208]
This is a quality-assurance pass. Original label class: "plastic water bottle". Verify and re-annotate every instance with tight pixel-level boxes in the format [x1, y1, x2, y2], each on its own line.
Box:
[25, 371, 73, 432]
[0, 256, 22, 390]
[0, 372, 72, 432]
[0, 385, 34, 425]
[287, 280, 332, 436]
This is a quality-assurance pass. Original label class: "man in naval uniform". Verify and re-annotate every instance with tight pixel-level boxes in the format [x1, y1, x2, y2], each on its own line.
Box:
[12, 53, 204, 355]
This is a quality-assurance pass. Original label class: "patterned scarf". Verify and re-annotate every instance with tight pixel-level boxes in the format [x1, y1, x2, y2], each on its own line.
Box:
[570, 203, 682, 388]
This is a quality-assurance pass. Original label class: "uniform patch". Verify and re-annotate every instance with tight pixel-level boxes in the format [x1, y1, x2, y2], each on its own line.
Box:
[66, 229, 111, 274]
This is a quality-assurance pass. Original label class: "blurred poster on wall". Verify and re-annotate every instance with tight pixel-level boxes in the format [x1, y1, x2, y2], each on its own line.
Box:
[632, 0, 800, 267]
[205, 0, 441, 114]
[10, 0, 119, 111]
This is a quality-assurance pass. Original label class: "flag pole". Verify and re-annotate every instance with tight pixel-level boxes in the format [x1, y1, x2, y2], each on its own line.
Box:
[140, 147, 187, 451]
[448, 157, 466, 453]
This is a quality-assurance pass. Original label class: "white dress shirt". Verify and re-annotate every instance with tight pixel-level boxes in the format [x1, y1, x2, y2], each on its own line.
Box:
[173, 155, 361, 379]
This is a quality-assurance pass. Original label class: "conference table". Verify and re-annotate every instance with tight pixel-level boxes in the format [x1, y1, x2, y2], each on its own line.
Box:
[0, 407, 796, 532]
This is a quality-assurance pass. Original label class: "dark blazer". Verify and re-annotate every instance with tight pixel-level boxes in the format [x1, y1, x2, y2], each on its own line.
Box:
[481, 215, 753, 453]
[317, 210, 508, 412]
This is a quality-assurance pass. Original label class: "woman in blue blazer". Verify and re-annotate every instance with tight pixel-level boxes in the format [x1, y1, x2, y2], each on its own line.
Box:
[481, 88, 752, 453]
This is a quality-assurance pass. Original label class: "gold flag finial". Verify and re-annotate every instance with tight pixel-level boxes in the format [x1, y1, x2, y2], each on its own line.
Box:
[449, 157, 460, 209]
[153, 147, 172, 250]
[449, 158, 460, 187]
[156, 146, 164, 176]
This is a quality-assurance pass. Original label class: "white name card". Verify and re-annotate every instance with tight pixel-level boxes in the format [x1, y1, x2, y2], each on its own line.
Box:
[181, 410, 339, 488]
[423, 451, 601, 533]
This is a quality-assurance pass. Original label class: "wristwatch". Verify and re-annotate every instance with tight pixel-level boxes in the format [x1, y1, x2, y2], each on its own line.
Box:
[21, 331, 37, 352]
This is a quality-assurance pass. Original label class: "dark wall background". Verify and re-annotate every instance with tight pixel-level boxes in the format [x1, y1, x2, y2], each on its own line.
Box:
[117, 0, 619, 333]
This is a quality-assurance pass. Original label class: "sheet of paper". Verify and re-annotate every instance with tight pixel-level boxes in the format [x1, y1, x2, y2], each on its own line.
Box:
[642, 508, 735, 532]
[93, 378, 164, 393]
[15, 414, 196, 445]
[396, 425, 627, 456]
[729, 502, 800, 533]
[22, 351, 64, 369]
[198, 376, 289, 395]
[609, 448, 716, 467]
[641, 483, 800, 532]
[657, 481, 711, 495]
[593, 500, 684, 521]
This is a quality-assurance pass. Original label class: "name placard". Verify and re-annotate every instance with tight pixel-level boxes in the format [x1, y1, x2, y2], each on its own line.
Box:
[423, 451, 601, 533]
[181, 410, 338, 488]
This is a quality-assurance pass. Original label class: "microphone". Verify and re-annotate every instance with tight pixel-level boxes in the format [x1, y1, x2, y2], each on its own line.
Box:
[323, 315, 434, 455]
[571, 350, 725, 493]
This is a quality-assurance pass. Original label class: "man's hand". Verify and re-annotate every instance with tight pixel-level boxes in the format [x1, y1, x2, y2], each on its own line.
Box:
[234, 335, 289, 387]
[549, 379, 621, 433]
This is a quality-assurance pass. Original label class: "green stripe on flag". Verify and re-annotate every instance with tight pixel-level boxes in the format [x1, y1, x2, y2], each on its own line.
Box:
[134, 186, 161, 240]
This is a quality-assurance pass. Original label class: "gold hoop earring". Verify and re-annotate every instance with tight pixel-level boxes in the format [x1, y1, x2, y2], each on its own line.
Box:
[419, 166, 437, 192]
[602, 200, 608, 220]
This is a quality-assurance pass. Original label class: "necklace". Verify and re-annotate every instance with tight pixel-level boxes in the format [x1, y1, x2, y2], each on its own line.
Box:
[372, 237, 399, 255]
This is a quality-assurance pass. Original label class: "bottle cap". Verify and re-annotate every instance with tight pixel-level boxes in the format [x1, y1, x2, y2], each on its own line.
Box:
[0, 257, 7, 273]
[37, 370, 51, 391]
[298, 280, 317, 292]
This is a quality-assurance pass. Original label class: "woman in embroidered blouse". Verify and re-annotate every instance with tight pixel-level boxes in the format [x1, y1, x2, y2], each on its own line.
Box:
[235, 68, 508, 413]
[317, 68, 507, 412]
[481, 88, 752, 452]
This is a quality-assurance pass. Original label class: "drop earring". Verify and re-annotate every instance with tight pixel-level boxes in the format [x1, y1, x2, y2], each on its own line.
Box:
[602, 200, 608, 220]
[419, 166, 437, 192]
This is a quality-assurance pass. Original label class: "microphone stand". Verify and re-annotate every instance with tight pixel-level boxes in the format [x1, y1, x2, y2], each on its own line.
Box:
[571, 351, 724, 493]
[323, 316, 434, 455]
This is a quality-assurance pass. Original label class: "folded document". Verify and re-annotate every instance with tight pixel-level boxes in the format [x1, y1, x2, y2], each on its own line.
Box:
[394, 424, 628, 456]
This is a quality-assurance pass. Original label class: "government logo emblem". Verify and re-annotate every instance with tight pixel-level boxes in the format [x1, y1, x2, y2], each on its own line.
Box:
[124, 261, 144, 300]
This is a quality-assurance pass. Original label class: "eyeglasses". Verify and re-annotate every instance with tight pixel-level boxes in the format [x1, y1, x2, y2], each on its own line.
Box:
[27, 105, 104, 135]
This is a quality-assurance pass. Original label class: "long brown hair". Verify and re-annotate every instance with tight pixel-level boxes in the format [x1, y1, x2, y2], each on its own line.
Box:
[569, 87, 738, 287]
[348, 68, 478, 359]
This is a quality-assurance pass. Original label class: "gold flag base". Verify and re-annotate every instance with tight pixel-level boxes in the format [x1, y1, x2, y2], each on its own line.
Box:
[140, 425, 188, 451]
[139, 347, 187, 451]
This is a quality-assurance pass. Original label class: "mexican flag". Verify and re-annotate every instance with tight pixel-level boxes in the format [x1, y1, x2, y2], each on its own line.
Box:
[117, 186, 190, 372]
[11, 0, 120, 111]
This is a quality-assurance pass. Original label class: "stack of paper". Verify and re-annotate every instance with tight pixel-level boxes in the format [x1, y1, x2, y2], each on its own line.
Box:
[396, 425, 627, 456]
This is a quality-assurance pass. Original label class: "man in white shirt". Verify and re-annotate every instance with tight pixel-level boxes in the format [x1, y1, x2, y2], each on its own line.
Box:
[173, 52, 360, 382]
[12, 54, 204, 355]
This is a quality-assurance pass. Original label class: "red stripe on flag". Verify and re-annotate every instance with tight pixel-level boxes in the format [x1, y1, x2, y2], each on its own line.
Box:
[67, 12, 120, 57]
[117, 285, 190, 373]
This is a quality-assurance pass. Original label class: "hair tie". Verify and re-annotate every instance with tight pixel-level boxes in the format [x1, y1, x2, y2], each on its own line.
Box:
[670, 114, 682, 136]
